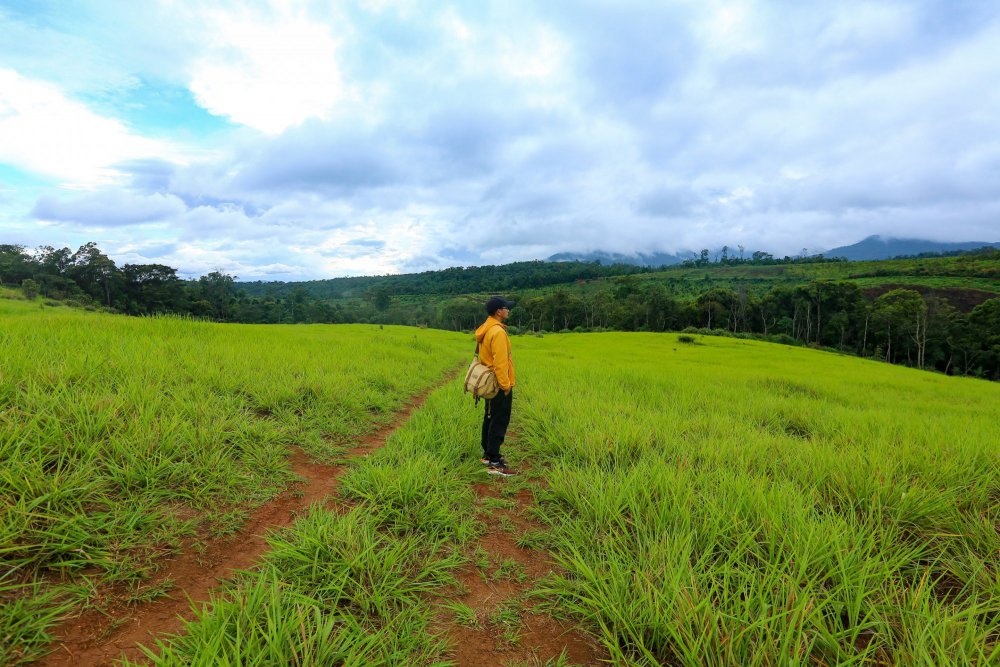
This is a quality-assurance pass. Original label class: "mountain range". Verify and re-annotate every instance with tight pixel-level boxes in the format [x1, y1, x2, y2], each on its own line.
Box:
[822, 236, 1000, 260]
[547, 236, 1000, 266]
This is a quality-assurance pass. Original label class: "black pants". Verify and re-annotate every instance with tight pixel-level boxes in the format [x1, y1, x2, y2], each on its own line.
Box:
[481, 389, 513, 462]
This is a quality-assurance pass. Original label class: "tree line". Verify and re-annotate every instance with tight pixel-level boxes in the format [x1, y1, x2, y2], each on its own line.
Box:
[3, 242, 998, 380]
[499, 280, 1000, 379]
[237, 260, 654, 299]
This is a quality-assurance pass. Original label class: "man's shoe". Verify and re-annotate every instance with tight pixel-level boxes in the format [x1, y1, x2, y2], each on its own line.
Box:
[480, 457, 490, 465]
[486, 459, 517, 477]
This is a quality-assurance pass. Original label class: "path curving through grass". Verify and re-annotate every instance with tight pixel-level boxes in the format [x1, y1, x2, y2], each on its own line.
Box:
[40, 366, 464, 666]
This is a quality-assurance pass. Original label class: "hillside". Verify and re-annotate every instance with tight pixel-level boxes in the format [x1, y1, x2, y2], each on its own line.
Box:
[236, 260, 650, 299]
[547, 249, 696, 266]
[546, 236, 1000, 265]
[0, 301, 470, 665]
[2, 303, 997, 664]
[236, 247, 1000, 304]
[824, 235, 1000, 260]
[585, 248, 1000, 302]
[4, 243, 1000, 380]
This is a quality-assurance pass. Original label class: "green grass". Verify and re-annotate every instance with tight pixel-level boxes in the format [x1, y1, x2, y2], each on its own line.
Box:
[137, 510, 460, 666]
[134, 382, 486, 665]
[506, 651, 582, 667]
[0, 303, 468, 664]
[0, 577, 71, 665]
[492, 558, 528, 584]
[514, 530, 550, 550]
[490, 596, 526, 645]
[513, 332, 1000, 665]
[441, 600, 480, 627]
[479, 496, 517, 512]
[6, 297, 999, 665]
[509, 253, 1000, 301]
[0, 289, 45, 314]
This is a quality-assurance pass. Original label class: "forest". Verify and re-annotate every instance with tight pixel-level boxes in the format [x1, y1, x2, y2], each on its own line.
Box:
[2, 242, 998, 380]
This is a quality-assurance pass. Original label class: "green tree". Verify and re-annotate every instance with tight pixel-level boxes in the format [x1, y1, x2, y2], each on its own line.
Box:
[872, 289, 926, 366]
[33, 245, 74, 278]
[122, 263, 185, 314]
[696, 288, 737, 329]
[0, 245, 32, 285]
[439, 297, 482, 331]
[21, 278, 39, 299]
[588, 289, 615, 329]
[968, 298, 1000, 379]
[68, 242, 122, 307]
[364, 284, 392, 311]
[198, 271, 238, 320]
[922, 297, 960, 374]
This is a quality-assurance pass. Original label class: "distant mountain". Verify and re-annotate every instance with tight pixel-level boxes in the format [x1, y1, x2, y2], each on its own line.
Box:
[549, 237, 1000, 266]
[547, 250, 698, 266]
[824, 235, 1000, 261]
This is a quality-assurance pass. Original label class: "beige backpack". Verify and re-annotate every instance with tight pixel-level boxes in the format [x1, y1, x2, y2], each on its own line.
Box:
[464, 325, 501, 403]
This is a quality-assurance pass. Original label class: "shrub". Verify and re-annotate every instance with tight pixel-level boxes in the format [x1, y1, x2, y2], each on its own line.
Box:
[768, 333, 799, 346]
[20, 279, 39, 300]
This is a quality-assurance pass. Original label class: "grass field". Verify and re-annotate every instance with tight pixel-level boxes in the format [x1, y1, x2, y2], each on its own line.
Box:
[3, 296, 998, 665]
[244, 253, 1000, 318]
[131, 383, 485, 665]
[0, 298, 468, 664]
[515, 333, 1000, 665]
[510, 253, 1000, 301]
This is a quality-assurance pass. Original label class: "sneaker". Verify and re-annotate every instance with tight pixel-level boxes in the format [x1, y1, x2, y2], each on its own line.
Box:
[486, 459, 517, 477]
[480, 457, 490, 465]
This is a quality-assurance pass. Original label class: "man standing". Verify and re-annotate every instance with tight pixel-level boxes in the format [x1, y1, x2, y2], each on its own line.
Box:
[475, 296, 517, 476]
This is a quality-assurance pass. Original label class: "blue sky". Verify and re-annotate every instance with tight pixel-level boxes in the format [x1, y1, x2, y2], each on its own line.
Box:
[2, 0, 999, 279]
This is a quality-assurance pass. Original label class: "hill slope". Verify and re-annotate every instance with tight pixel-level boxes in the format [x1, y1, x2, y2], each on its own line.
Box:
[7, 308, 997, 664]
[516, 331, 1000, 664]
[824, 235, 1000, 260]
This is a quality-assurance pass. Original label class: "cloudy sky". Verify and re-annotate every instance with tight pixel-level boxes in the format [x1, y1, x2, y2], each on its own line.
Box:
[2, 1, 999, 279]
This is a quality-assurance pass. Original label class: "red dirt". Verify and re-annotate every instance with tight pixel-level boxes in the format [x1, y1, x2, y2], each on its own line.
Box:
[861, 284, 998, 311]
[37, 369, 460, 667]
[433, 443, 608, 666]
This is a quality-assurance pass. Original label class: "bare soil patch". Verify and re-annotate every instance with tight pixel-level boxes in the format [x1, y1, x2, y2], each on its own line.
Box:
[37, 369, 460, 667]
[434, 443, 607, 666]
[861, 284, 998, 311]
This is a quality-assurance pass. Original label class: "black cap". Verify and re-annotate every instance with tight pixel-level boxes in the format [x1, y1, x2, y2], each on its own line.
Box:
[485, 296, 516, 314]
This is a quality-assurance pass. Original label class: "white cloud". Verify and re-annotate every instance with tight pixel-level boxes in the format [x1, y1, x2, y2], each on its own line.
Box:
[4, 1, 1000, 278]
[0, 68, 182, 187]
[32, 190, 186, 226]
[496, 26, 569, 82]
[698, 0, 762, 57]
[188, 5, 344, 134]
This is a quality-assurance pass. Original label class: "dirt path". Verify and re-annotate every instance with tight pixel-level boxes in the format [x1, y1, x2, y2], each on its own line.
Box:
[38, 368, 461, 667]
[435, 438, 607, 666]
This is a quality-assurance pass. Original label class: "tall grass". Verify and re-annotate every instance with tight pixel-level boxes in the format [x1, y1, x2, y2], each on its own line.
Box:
[134, 384, 484, 666]
[7, 297, 998, 664]
[516, 333, 999, 665]
[0, 302, 467, 664]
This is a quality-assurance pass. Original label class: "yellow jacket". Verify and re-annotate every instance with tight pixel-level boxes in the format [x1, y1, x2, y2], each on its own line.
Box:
[475, 316, 515, 392]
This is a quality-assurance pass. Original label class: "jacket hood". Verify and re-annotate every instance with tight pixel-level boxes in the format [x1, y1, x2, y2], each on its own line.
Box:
[475, 316, 505, 343]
